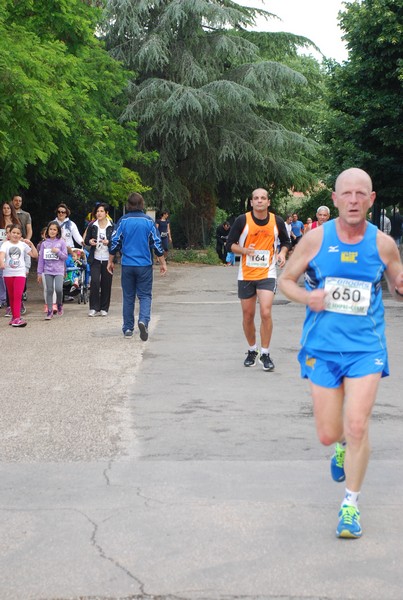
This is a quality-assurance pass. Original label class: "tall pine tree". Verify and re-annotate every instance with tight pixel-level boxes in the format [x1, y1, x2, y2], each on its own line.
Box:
[103, 0, 317, 244]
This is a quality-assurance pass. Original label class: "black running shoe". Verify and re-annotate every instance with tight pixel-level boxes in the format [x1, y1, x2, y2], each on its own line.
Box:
[259, 353, 275, 371]
[244, 350, 259, 367]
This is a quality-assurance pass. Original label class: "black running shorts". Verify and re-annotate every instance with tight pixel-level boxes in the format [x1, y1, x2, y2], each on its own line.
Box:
[238, 278, 277, 299]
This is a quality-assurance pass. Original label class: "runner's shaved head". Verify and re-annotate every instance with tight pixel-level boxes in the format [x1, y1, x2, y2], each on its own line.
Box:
[335, 168, 373, 194]
[252, 188, 269, 199]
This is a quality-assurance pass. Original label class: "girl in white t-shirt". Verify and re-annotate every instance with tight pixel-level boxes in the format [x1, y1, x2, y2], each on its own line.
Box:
[0, 224, 38, 326]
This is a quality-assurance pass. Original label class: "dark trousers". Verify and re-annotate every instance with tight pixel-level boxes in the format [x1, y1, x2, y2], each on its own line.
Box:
[216, 243, 226, 263]
[89, 259, 113, 312]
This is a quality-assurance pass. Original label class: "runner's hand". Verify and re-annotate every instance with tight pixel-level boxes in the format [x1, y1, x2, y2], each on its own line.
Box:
[307, 289, 327, 312]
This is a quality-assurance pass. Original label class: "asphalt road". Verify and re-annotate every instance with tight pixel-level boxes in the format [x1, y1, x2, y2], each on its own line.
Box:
[1, 263, 402, 600]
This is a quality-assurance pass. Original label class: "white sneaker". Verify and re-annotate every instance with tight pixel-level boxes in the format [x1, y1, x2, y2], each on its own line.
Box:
[88, 309, 98, 317]
[100, 310, 108, 317]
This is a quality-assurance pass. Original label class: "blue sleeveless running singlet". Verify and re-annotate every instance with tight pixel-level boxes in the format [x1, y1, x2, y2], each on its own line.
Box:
[301, 220, 387, 352]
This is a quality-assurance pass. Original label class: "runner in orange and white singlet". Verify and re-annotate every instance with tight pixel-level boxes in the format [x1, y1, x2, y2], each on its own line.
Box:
[226, 188, 291, 371]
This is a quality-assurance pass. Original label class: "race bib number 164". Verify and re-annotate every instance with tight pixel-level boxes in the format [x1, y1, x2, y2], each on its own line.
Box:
[246, 250, 269, 268]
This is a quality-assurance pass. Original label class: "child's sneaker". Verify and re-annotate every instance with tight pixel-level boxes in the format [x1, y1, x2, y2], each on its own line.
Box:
[57, 304, 64, 316]
[20, 302, 26, 315]
[4, 306, 11, 318]
[11, 318, 27, 327]
[45, 310, 53, 320]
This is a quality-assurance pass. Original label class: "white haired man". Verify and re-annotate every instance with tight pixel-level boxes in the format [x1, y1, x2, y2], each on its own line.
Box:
[311, 205, 330, 229]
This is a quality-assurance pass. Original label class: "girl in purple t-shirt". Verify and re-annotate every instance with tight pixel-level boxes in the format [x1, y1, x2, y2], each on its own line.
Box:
[37, 221, 68, 320]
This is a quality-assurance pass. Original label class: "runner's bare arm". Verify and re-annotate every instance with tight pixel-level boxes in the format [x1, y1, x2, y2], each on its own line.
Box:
[230, 242, 255, 256]
[377, 231, 403, 300]
[279, 227, 326, 310]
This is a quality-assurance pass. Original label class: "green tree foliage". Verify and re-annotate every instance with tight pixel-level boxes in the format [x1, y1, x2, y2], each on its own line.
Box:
[103, 0, 318, 244]
[323, 0, 403, 205]
[253, 40, 325, 139]
[108, 167, 152, 208]
[0, 0, 146, 219]
[241, 31, 328, 183]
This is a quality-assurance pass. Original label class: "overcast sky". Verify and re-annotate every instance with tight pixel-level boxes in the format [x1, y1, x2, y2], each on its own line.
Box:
[235, 0, 348, 62]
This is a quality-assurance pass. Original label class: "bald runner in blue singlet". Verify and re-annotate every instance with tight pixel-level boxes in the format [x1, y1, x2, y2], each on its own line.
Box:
[299, 219, 389, 387]
[279, 168, 403, 540]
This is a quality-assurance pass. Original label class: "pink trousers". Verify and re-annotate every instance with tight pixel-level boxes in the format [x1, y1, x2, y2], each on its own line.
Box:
[4, 276, 26, 319]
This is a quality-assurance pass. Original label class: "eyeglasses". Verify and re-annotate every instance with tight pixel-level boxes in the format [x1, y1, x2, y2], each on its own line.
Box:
[57, 210, 67, 214]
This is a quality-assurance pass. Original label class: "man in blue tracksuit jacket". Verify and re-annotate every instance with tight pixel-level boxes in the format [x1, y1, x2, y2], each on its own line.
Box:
[107, 192, 167, 339]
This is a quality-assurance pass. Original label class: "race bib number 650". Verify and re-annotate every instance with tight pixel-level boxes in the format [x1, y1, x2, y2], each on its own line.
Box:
[324, 277, 372, 316]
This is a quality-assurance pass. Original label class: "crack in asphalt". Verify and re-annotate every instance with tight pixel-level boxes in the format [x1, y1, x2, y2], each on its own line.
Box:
[103, 459, 115, 486]
[75, 509, 145, 595]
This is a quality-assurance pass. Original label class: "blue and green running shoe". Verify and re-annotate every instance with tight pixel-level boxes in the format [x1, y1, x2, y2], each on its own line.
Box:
[330, 443, 346, 482]
[336, 504, 362, 538]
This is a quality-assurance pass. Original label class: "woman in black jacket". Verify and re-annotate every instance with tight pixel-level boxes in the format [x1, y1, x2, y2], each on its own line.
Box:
[84, 203, 114, 316]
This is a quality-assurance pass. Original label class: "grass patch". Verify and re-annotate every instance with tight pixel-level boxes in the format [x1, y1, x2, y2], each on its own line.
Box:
[169, 247, 221, 265]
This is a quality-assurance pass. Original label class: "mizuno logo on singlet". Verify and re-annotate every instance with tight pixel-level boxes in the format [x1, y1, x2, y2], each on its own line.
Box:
[328, 246, 339, 253]
[374, 358, 384, 366]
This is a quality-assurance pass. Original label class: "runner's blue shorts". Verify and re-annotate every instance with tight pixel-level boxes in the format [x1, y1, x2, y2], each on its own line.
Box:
[298, 347, 389, 388]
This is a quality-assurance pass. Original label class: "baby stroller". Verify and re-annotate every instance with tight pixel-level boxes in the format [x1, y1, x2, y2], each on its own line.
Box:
[63, 248, 89, 304]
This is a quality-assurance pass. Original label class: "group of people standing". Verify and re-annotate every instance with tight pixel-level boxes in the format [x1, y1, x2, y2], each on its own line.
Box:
[0, 196, 169, 337]
[35, 202, 114, 320]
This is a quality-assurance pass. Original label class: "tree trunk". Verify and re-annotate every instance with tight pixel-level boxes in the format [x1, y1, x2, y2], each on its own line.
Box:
[181, 186, 216, 247]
